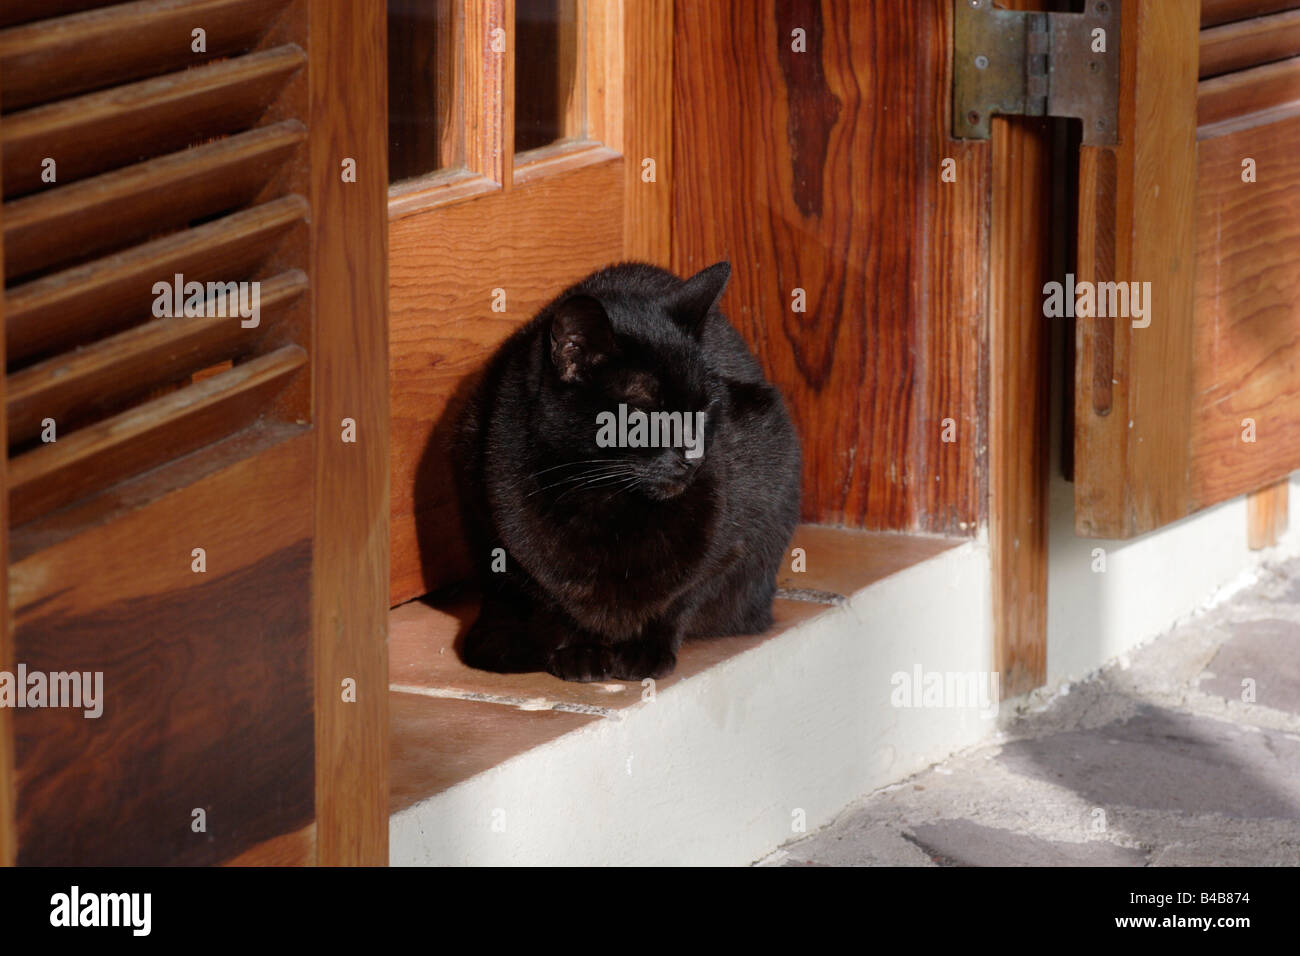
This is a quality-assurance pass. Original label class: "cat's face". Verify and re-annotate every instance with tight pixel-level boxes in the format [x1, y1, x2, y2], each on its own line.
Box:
[537, 264, 731, 502]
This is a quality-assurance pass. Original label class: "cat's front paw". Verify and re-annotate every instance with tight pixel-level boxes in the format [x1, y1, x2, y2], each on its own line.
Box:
[611, 641, 677, 681]
[547, 643, 617, 682]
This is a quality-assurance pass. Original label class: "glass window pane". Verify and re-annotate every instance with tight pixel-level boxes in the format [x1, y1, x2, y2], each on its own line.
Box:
[388, 0, 462, 184]
[515, 0, 584, 155]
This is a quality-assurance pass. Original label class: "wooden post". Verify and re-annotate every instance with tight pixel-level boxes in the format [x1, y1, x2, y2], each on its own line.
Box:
[1247, 478, 1290, 550]
[989, 0, 1053, 697]
[309, 0, 391, 866]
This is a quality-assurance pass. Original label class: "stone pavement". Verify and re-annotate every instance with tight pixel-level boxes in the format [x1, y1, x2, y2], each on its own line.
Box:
[765, 559, 1300, 866]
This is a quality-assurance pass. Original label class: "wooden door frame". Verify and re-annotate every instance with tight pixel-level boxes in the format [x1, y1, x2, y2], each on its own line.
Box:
[0, 68, 12, 868]
[623, 0, 672, 261]
[987, 0, 1055, 697]
[308, 0, 390, 866]
[1073, 0, 1199, 539]
[989, 111, 1053, 698]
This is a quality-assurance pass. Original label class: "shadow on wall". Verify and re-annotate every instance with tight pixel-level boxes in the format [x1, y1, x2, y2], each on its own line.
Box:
[411, 368, 483, 601]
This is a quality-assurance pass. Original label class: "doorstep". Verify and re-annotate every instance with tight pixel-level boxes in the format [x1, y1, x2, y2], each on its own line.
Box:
[389, 524, 993, 865]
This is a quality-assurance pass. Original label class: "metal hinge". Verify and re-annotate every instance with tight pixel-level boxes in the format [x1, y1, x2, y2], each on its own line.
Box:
[953, 0, 1120, 146]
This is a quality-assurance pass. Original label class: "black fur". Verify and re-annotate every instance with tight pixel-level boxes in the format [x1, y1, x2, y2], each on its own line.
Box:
[455, 262, 801, 682]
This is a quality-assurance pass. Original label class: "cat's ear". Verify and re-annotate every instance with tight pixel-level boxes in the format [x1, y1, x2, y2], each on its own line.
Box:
[665, 262, 731, 336]
[550, 294, 614, 383]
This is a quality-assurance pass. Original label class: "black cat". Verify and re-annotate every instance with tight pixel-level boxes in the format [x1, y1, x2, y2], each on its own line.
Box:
[456, 261, 801, 682]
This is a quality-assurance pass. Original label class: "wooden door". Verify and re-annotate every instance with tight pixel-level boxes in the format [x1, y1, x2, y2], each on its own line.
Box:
[388, 0, 671, 605]
[0, 0, 388, 865]
[1074, 0, 1300, 538]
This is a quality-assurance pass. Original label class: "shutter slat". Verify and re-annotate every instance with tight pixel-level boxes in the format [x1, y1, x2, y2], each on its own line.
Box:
[0, 0, 291, 111]
[0, 1, 109, 31]
[1199, 55, 1300, 127]
[1201, 9, 1300, 77]
[7, 269, 305, 445]
[2, 44, 305, 197]
[1203, 0, 1300, 28]
[6, 194, 306, 363]
[8, 344, 307, 524]
[3, 120, 305, 280]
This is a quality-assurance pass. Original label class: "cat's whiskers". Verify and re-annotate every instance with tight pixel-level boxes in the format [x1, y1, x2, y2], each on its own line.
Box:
[549, 469, 640, 504]
[525, 458, 625, 481]
[525, 468, 631, 494]
[596, 475, 645, 504]
[527, 465, 635, 498]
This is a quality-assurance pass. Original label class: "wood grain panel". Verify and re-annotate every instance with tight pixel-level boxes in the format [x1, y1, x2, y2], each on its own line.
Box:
[1203, 0, 1300, 28]
[989, 68, 1051, 703]
[918, 0, 988, 534]
[389, 156, 623, 605]
[1200, 9, 1300, 78]
[671, 0, 982, 533]
[1191, 111, 1300, 507]
[390, 692, 598, 813]
[11, 433, 314, 865]
[1074, 0, 1200, 538]
[987, 0, 1050, 698]
[307, 0, 389, 866]
[1199, 56, 1300, 127]
[7, 422, 305, 564]
[1247, 478, 1289, 548]
[0, 91, 13, 868]
[622, 0, 671, 263]
[466, 0, 512, 185]
[223, 822, 315, 866]
[9, 432, 311, 608]
[585, 0, 622, 148]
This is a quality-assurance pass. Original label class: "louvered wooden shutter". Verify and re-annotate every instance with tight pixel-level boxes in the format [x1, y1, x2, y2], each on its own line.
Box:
[1, 1, 309, 515]
[1073, 0, 1300, 538]
[0, 0, 388, 865]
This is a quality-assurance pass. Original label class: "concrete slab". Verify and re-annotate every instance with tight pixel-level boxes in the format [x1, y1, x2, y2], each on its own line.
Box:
[904, 819, 1148, 867]
[996, 706, 1300, 820]
[1199, 618, 1300, 715]
[776, 554, 1300, 867]
[775, 822, 935, 867]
